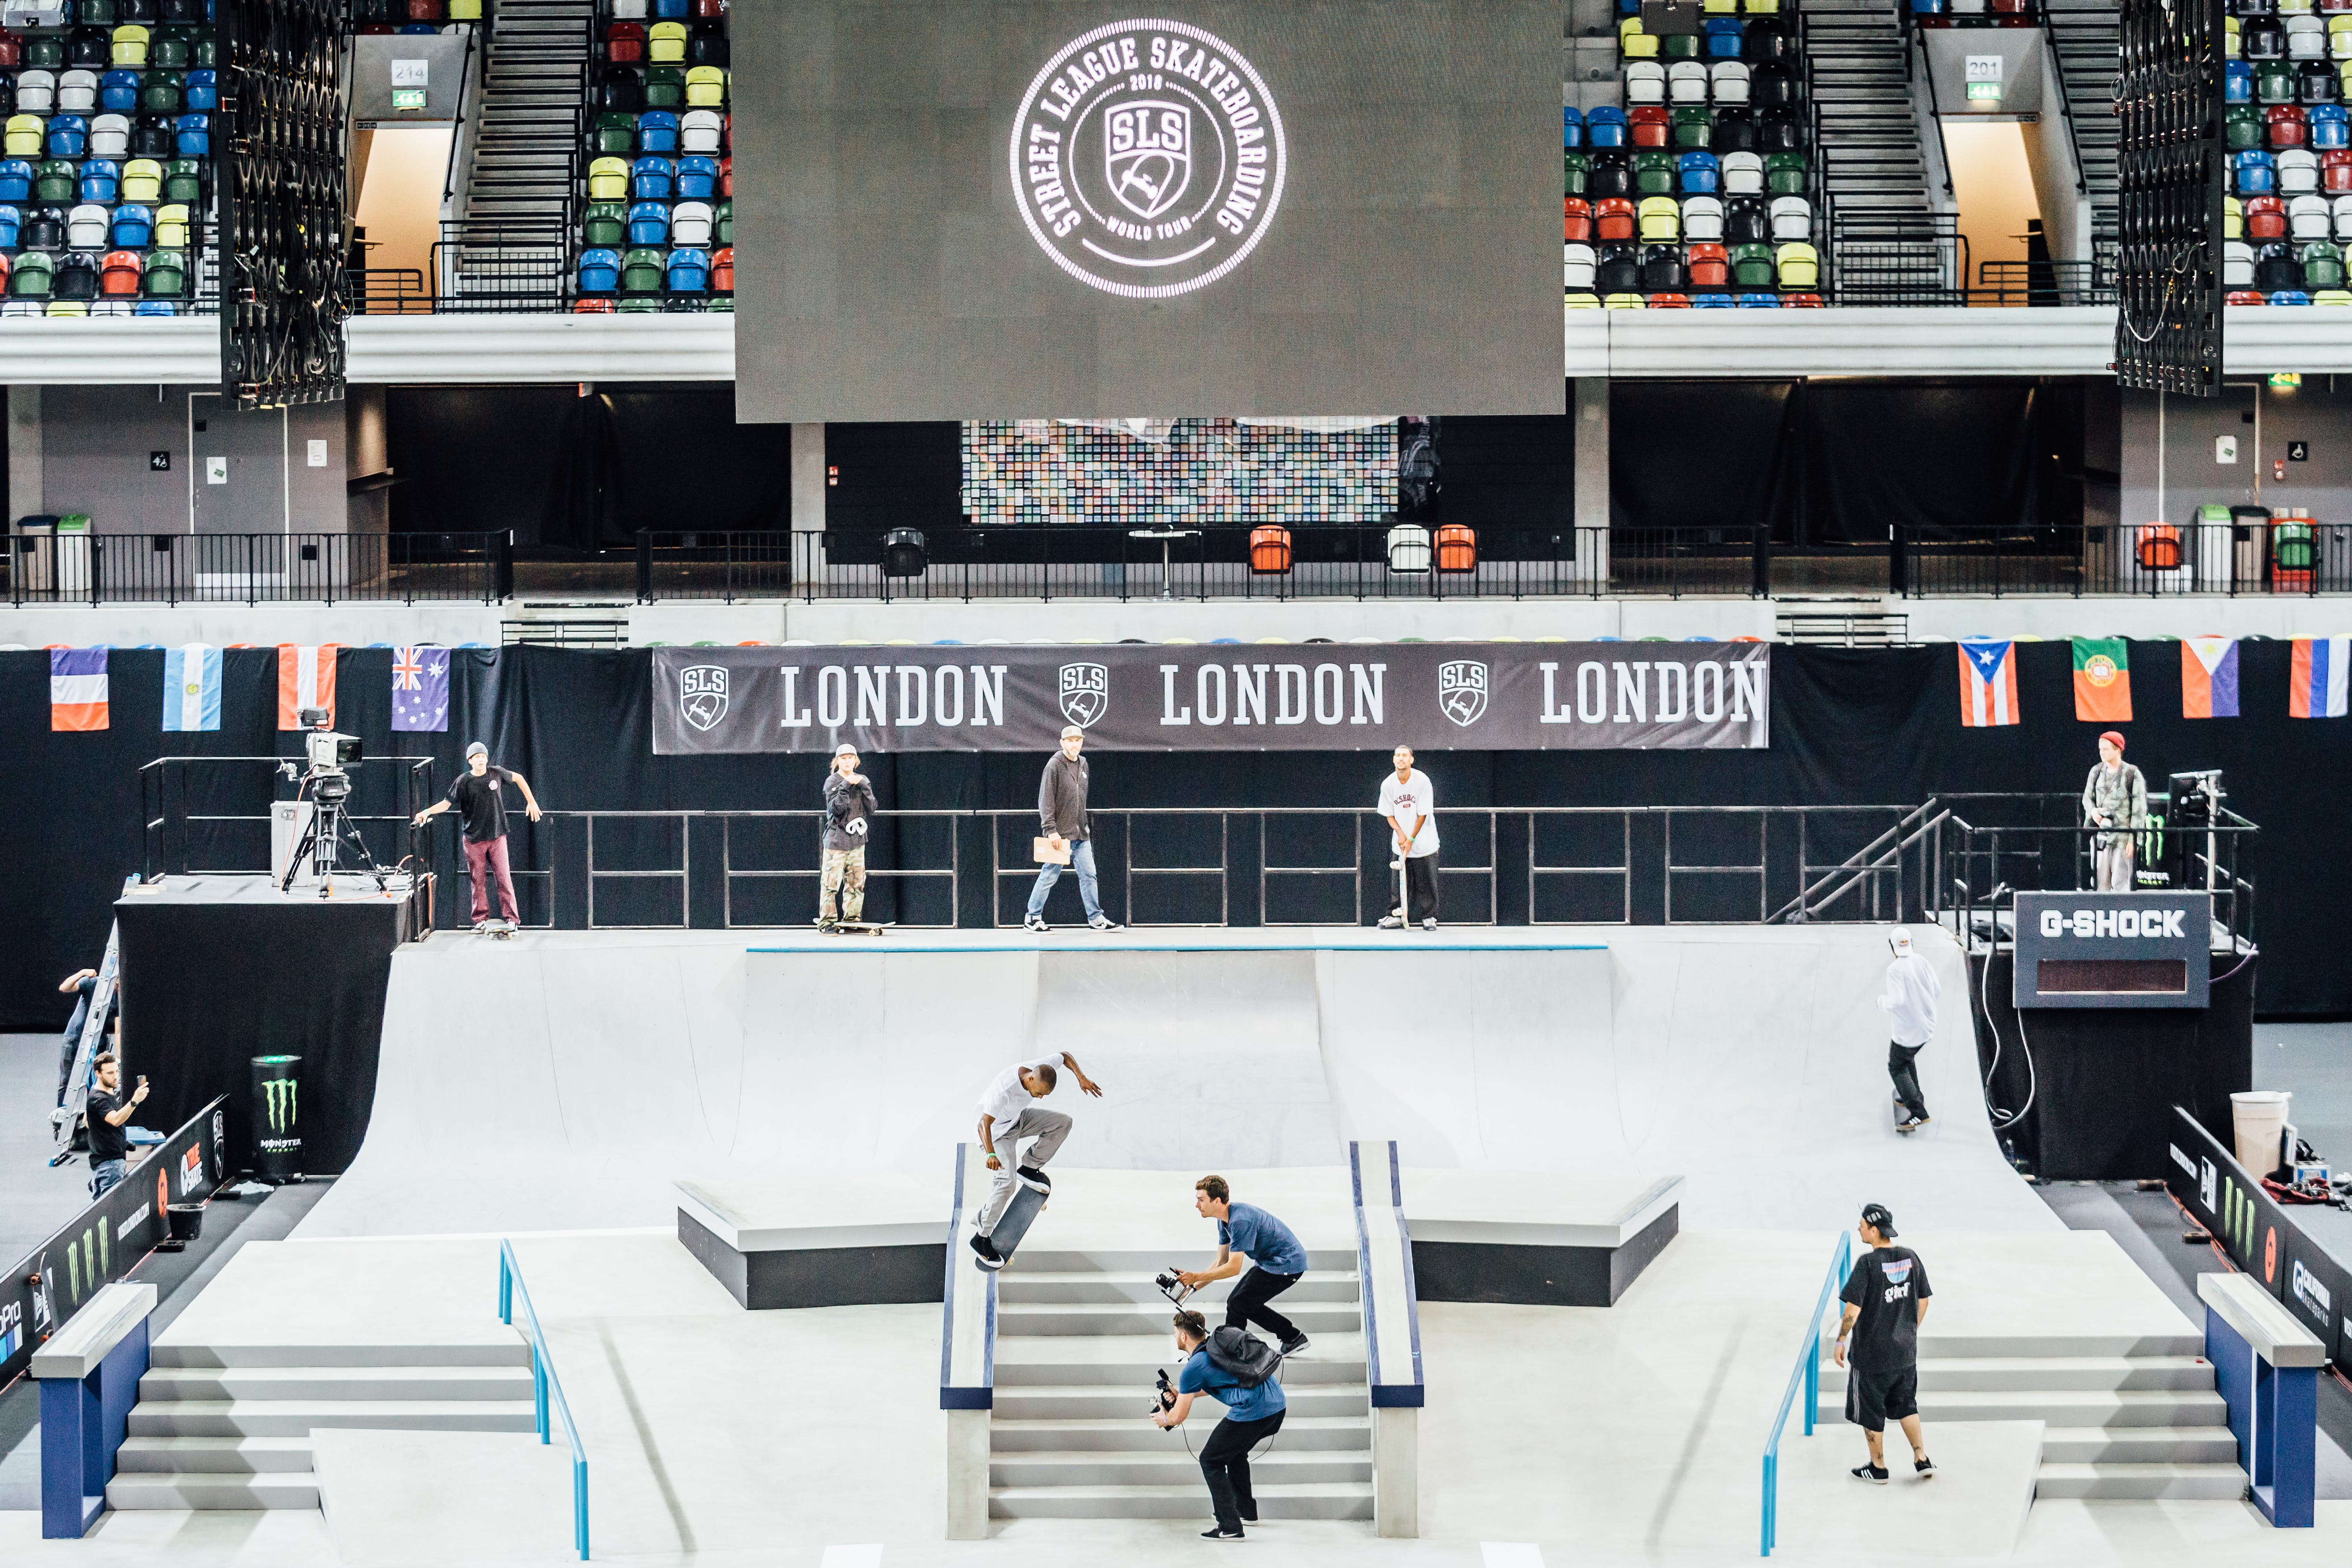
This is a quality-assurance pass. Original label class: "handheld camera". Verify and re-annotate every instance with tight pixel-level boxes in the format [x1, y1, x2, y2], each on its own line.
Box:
[1153, 1267, 1195, 1308]
[1151, 1368, 1176, 1421]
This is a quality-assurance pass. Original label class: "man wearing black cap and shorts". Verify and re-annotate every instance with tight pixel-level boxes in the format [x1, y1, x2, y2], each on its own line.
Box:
[412, 742, 543, 930]
[1834, 1202, 1935, 1484]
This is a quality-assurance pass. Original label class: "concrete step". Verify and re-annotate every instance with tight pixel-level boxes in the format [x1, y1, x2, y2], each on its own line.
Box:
[994, 1383, 1369, 1422]
[2039, 1427, 2242, 1465]
[1819, 1388, 2227, 1427]
[139, 1366, 537, 1402]
[2035, 1461, 2248, 1501]
[990, 1481, 1372, 1520]
[994, 1333, 1365, 1387]
[128, 1399, 540, 1438]
[152, 1341, 529, 1369]
[991, 1415, 1371, 1453]
[115, 1435, 316, 1473]
[998, 1270, 1361, 1306]
[106, 1474, 320, 1511]
[1007, 1249, 1358, 1275]
[989, 1449, 1372, 1489]
[1820, 1356, 2213, 1394]
[998, 1302, 1361, 1337]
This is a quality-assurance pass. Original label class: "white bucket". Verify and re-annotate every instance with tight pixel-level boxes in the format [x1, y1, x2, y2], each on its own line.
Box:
[2231, 1090, 2291, 1176]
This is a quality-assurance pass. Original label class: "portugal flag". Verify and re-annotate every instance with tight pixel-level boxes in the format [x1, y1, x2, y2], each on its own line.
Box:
[2072, 638, 2132, 723]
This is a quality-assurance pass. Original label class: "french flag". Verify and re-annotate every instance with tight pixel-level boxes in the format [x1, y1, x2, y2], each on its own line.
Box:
[49, 647, 108, 732]
[2290, 636, 2350, 718]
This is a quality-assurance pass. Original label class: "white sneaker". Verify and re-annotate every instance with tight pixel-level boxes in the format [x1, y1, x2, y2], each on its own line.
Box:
[1089, 914, 1123, 932]
[1024, 914, 1049, 932]
[1421, 917, 1437, 932]
[1377, 914, 1405, 929]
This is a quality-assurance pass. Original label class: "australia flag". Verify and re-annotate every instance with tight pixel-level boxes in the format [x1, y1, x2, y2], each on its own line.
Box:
[391, 646, 451, 733]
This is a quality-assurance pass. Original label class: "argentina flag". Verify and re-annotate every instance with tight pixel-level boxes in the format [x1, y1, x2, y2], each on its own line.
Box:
[162, 643, 222, 732]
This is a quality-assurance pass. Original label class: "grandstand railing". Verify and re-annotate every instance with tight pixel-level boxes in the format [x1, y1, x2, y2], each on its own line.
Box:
[1973, 258, 2115, 308]
[1825, 207, 1969, 305]
[633, 525, 1764, 602]
[4, 530, 513, 605]
[1895, 521, 2352, 596]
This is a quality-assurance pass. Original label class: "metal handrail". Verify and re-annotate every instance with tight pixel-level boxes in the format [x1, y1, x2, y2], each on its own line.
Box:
[2037, 1, 2092, 198]
[498, 1240, 590, 1561]
[1760, 1229, 1856, 1556]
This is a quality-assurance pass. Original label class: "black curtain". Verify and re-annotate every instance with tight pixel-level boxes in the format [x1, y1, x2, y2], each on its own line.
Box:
[1609, 380, 1798, 535]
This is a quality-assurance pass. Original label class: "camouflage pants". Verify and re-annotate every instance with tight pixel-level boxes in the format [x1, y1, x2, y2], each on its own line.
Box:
[821, 845, 867, 921]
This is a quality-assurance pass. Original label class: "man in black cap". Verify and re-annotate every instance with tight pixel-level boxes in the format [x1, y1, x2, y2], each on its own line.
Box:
[412, 741, 543, 930]
[1833, 1202, 1934, 1484]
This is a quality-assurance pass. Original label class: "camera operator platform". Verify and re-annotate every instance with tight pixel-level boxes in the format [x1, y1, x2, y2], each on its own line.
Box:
[279, 707, 388, 896]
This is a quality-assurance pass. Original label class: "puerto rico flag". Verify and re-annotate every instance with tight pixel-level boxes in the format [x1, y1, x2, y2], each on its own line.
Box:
[49, 647, 107, 731]
[2290, 636, 2351, 717]
[276, 644, 340, 729]
[1957, 640, 2019, 727]
[391, 646, 450, 733]
[162, 643, 222, 732]
[2180, 636, 2240, 720]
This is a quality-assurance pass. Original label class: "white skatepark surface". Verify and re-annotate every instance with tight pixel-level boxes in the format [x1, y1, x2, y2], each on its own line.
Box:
[298, 922, 2050, 1238]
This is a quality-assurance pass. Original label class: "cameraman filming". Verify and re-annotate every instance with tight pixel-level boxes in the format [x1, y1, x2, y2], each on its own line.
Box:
[1179, 1175, 1312, 1358]
[1155, 1309, 1287, 1541]
[412, 742, 543, 930]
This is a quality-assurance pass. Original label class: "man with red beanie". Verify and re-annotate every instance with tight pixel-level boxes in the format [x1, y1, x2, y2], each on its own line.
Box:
[2081, 731, 2146, 891]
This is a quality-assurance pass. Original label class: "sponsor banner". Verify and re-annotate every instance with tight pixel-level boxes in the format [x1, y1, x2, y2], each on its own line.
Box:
[2283, 1229, 2350, 1367]
[652, 642, 1770, 755]
[252, 1056, 303, 1181]
[0, 1096, 224, 1388]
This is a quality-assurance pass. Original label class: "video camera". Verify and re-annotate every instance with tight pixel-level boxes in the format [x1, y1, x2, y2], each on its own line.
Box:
[1152, 1267, 1196, 1308]
[280, 707, 362, 803]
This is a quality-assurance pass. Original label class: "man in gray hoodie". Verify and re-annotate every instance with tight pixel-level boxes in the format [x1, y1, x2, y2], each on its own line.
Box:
[1025, 725, 1121, 932]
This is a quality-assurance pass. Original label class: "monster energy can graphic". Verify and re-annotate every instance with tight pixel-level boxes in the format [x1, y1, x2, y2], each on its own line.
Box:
[251, 1055, 303, 1181]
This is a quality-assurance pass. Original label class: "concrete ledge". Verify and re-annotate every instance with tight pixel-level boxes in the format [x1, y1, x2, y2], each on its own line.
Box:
[673, 1178, 945, 1310]
[1404, 1172, 1681, 1307]
[32, 1281, 157, 1379]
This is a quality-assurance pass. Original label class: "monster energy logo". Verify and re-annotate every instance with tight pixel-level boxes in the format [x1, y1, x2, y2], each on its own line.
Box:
[2223, 1179, 2258, 1261]
[262, 1077, 298, 1135]
[66, 1219, 109, 1303]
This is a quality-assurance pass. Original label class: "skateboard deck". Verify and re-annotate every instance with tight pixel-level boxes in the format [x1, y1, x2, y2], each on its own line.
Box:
[818, 919, 894, 937]
[477, 919, 518, 940]
[983, 1179, 1048, 1269]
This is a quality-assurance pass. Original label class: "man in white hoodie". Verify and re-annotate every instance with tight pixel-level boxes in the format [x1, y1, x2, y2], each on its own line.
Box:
[1878, 929, 1940, 1133]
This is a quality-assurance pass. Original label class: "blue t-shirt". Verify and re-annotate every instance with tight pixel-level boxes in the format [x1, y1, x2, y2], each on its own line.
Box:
[1178, 1347, 1286, 1423]
[1218, 1202, 1308, 1276]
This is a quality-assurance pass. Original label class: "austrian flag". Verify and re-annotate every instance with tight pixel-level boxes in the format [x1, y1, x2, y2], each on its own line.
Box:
[276, 644, 340, 729]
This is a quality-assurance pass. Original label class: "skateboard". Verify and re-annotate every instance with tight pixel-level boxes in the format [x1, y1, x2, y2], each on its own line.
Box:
[476, 919, 518, 940]
[1894, 1094, 1930, 1134]
[980, 1177, 1048, 1271]
[817, 919, 894, 938]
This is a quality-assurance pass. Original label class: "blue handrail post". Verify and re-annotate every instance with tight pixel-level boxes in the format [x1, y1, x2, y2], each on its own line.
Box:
[1760, 1230, 1855, 1557]
[497, 1240, 591, 1561]
[574, 1456, 590, 1558]
[534, 1347, 549, 1442]
[1803, 1318, 1820, 1438]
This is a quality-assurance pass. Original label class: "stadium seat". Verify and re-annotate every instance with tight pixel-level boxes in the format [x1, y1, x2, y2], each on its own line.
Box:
[1590, 149, 1632, 198]
[2281, 146, 2320, 191]
[1640, 241, 1686, 292]
[599, 67, 645, 113]
[1758, 109, 1808, 153]
[671, 198, 712, 245]
[589, 155, 628, 201]
[1386, 523, 1433, 572]
[0, 202, 15, 248]
[1736, 291, 1782, 307]
[45, 112, 84, 156]
[1597, 242, 1640, 293]
[64, 200, 104, 248]
[2, 113, 38, 156]
[1564, 195, 1593, 242]
[1587, 106, 1628, 147]
[1711, 106, 1757, 153]
[2230, 58, 2255, 101]
[649, 21, 687, 62]
[2134, 524, 2184, 572]
[2291, 14, 2328, 58]
[1688, 241, 1729, 287]
[57, 65, 93, 111]
[99, 66, 137, 112]
[1726, 194, 1770, 243]
[2227, 104, 2264, 150]
[1765, 151, 1807, 194]
[1679, 150, 1720, 192]
[573, 296, 616, 314]
[2227, 194, 2247, 238]
[1562, 105, 1583, 148]
[666, 245, 708, 295]
[51, 249, 95, 299]
[1730, 241, 1774, 287]
[1682, 194, 1725, 241]
[607, 22, 647, 63]
[620, 245, 666, 294]
[1775, 240, 1819, 287]
[2302, 57, 2341, 100]
[576, 246, 620, 294]
[625, 199, 669, 245]
[184, 68, 214, 111]
[1565, 291, 1603, 308]
[714, 197, 731, 244]
[2248, 193, 2288, 236]
[1619, 17, 1657, 57]
[1672, 104, 1712, 148]
[1627, 60, 1665, 104]
[2259, 58, 2296, 101]
[1594, 196, 1635, 241]
[91, 111, 127, 156]
[2305, 238, 2347, 287]
[1634, 148, 1677, 194]
[1631, 104, 1671, 146]
[2247, 15, 2288, 62]
[141, 67, 181, 112]
[173, 112, 205, 155]
[687, 18, 726, 67]
[1691, 292, 1736, 308]
[32, 159, 69, 201]
[1436, 524, 1477, 573]
[1637, 195, 1680, 242]
[162, 156, 198, 201]
[1249, 525, 1293, 575]
[1706, 17, 1744, 56]
[2271, 104, 2309, 147]
[593, 110, 633, 154]
[1711, 60, 1751, 104]
[150, 201, 183, 246]
[637, 108, 679, 153]
[129, 112, 170, 157]
[139, 244, 180, 296]
[1666, 59, 1706, 104]
[1722, 150, 1764, 194]
[98, 247, 138, 295]
[682, 107, 722, 152]
[1563, 241, 1596, 290]
[629, 154, 673, 199]
[1564, 150, 1590, 196]
[43, 297, 85, 317]
[2223, 239, 2256, 287]
[613, 0, 647, 14]
[1770, 194, 1811, 241]
[15, 70, 50, 112]
[2236, 150, 2277, 192]
[22, 33, 57, 70]
[583, 200, 625, 247]
[2293, 191, 2333, 237]
[2316, 104, 2351, 146]
[2256, 237, 2303, 291]
[678, 153, 716, 198]
[7, 248, 46, 295]
[711, 245, 732, 295]
[121, 155, 158, 200]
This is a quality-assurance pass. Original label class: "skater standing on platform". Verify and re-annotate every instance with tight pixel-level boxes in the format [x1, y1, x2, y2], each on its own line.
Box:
[1025, 725, 1121, 933]
[1156, 1307, 1288, 1541]
[1835, 1203, 1934, 1485]
[819, 743, 877, 932]
[411, 742, 543, 930]
[1879, 929, 1940, 1133]
[968, 1050, 1103, 1269]
[2081, 731, 2146, 893]
[1179, 1175, 1314, 1357]
[1377, 746, 1440, 931]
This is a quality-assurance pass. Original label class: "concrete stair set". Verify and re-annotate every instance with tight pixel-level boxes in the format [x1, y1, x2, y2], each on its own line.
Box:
[1819, 1329, 2245, 1500]
[988, 1248, 1375, 1520]
[106, 1338, 537, 1510]
[449, 0, 596, 303]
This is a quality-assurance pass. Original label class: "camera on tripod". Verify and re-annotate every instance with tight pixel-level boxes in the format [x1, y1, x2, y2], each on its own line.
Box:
[277, 708, 387, 895]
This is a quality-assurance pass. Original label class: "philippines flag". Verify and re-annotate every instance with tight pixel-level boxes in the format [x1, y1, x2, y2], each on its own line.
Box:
[391, 646, 451, 733]
[162, 643, 222, 732]
[49, 648, 107, 732]
[1957, 640, 2019, 727]
[276, 645, 340, 729]
[2290, 636, 2351, 717]
[2180, 636, 2240, 720]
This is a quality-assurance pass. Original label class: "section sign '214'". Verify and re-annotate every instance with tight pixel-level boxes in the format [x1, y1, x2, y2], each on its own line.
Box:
[1012, 19, 1288, 299]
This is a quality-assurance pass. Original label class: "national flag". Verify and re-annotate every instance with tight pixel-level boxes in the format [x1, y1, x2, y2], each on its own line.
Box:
[49, 648, 108, 731]
[276, 644, 340, 729]
[2180, 636, 2240, 720]
[162, 643, 222, 732]
[2290, 636, 2351, 717]
[1957, 640, 2019, 727]
[2072, 637, 2133, 723]
[391, 645, 451, 733]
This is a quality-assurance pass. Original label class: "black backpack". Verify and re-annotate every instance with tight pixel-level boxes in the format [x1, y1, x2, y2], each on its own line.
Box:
[1202, 1326, 1281, 1388]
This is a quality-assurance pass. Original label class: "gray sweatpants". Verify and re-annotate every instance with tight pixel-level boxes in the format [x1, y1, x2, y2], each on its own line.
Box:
[978, 1107, 1073, 1236]
[2094, 837, 2135, 892]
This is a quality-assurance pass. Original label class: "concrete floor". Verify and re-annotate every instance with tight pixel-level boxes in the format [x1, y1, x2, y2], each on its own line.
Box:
[0, 1031, 105, 1263]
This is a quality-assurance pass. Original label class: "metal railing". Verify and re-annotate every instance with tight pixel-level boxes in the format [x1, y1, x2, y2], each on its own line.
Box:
[1827, 208, 1969, 305]
[1973, 258, 2115, 307]
[5, 530, 513, 605]
[1760, 1229, 1855, 1556]
[498, 1242, 589, 1561]
[1896, 520, 2352, 596]
[633, 525, 1765, 603]
[423, 221, 574, 313]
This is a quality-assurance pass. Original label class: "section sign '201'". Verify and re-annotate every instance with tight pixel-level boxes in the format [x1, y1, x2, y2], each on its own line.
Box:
[1011, 19, 1288, 298]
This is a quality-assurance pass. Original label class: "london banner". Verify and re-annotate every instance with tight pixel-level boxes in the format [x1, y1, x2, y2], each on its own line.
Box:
[652, 642, 1770, 754]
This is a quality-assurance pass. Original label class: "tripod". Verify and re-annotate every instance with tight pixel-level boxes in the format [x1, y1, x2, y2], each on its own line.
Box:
[281, 778, 389, 896]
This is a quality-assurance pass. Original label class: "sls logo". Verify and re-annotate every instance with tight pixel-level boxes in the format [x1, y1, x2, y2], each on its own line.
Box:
[1059, 663, 1110, 728]
[1011, 19, 1287, 298]
[1438, 661, 1490, 728]
[680, 666, 729, 732]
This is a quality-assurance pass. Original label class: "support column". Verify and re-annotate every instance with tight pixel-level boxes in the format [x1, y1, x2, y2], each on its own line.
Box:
[790, 422, 826, 534]
[1373, 1405, 1420, 1538]
[944, 1407, 989, 1539]
[8, 386, 42, 523]
[1573, 378, 1609, 588]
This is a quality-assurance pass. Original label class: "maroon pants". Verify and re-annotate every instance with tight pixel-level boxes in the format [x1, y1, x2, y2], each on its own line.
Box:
[464, 834, 519, 924]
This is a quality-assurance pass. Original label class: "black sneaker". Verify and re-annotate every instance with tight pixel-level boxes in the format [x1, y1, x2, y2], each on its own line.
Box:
[1915, 1456, 1936, 1479]
[1278, 1333, 1311, 1358]
[1201, 1527, 1244, 1540]
[1851, 1464, 1889, 1485]
[1240, 1507, 1258, 1523]
[1017, 1165, 1052, 1193]
[968, 1232, 1001, 1264]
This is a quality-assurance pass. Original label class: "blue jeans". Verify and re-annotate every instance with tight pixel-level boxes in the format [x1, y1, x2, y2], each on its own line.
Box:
[89, 1158, 125, 1199]
[1026, 838, 1103, 921]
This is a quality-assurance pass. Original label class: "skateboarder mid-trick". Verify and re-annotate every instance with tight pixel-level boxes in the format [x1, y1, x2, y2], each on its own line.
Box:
[969, 1051, 1103, 1271]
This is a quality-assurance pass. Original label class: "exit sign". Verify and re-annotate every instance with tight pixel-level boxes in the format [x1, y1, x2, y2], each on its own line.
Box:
[391, 87, 427, 110]
[1966, 81, 2002, 102]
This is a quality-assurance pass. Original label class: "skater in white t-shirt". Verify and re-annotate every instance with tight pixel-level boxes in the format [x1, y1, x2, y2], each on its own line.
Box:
[968, 1050, 1103, 1268]
[1879, 929, 1941, 1133]
[1376, 746, 1440, 931]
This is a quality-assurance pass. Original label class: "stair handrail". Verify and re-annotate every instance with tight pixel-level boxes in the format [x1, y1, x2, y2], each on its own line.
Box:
[1910, 16, 1956, 200]
[1759, 1228, 1856, 1557]
[2037, 8, 2092, 199]
[1766, 797, 1952, 924]
[497, 1240, 590, 1561]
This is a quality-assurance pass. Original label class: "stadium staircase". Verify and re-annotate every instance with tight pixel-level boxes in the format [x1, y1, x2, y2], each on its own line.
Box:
[985, 1247, 1374, 1520]
[450, 0, 596, 304]
[1818, 1324, 2246, 1499]
[1803, 0, 1947, 299]
[2043, 0, 2120, 263]
[105, 1335, 536, 1509]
